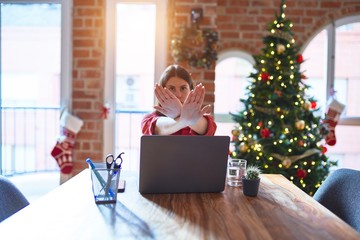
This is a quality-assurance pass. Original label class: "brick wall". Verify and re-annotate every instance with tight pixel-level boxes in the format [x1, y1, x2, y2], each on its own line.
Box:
[72, 0, 105, 173]
[70, 0, 360, 176]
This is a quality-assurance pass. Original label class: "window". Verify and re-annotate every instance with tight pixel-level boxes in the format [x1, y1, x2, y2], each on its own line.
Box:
[214, 51, 255, 138]
[301, 16, 360, 170]
[105, 0, 167, 170]
[0, 1, 72, 174]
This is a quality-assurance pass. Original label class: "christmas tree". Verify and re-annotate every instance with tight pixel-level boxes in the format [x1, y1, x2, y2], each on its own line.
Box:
[230, 0, 336, 196]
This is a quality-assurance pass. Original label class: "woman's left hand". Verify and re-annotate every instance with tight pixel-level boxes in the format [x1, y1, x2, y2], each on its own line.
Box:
[180, 84, 211, 126]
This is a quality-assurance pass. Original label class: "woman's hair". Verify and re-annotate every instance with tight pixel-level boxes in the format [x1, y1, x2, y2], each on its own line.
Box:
[158, 65, 194, 90]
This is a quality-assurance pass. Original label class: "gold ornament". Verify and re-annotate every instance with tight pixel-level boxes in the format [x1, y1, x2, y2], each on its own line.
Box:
[282, 158, 292, 168]
[303, 100, 311, 111]
[232, 129, 240, 137]
[276, 44, 285, 54]
[295, 120, 305, 130]
[238, 142, 248, 152]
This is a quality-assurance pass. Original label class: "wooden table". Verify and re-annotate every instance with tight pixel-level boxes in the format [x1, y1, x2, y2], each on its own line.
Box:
[1, 170, 359, 240]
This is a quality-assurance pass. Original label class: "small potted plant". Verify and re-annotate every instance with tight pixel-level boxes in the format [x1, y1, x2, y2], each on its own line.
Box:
[242, 165, 261, 197]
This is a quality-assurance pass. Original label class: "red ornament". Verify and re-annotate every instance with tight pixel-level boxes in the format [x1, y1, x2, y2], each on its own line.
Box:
[258, 121, 263, 127]
[301, 74, 308, 79]
[274, 90, 283, 97]
[260, 72, 270, 81]
[296, 169, 307, 179]
[296, 54, 304, 63]
[100, 104, 110, 119]
[321, 145, 327, 154]
[311, 101, 317, 109]
[298, 140, 304, 147]
[260, 128, 270, 138]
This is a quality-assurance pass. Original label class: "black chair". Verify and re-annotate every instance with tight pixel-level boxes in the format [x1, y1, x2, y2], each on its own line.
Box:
[0, 175, 30, 222]
[313, 168, 360, 232]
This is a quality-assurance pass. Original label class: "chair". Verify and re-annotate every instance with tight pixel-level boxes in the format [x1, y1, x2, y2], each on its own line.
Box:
[313, 168, 360, 232]
[0, 175, 30, 222]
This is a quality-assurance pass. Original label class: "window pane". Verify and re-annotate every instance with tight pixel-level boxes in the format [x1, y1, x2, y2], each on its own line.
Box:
[1, 3, 61, 107]
[214, 56, 253, 140]
[301, 30, 327, 112]
[1, 3, 61, 174]
[114, 3, 157, 171]
[115, 4, 156, 111]
[215, 57, 253, 114]
[335, 22, 360, 117]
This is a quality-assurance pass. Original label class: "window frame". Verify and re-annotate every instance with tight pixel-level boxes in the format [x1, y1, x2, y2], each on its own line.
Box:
[301, 15, 360, 126]
[0, 0, 72, 173]
[104, 0, 167, 155]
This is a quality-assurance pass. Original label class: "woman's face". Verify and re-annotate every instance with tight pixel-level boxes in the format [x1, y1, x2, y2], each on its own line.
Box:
[165, 77, 191, 103]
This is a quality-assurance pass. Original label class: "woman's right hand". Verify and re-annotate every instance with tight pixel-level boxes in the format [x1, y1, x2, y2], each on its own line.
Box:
[154, 84, 182, 119]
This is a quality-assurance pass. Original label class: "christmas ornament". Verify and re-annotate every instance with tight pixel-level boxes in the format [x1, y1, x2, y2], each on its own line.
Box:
[274, 90, 283, 97]
[323, 98, 345, 146]
[295, 120, 305, 130]
[311, 101, 317, 109]
[276, 44, 285, 54]
[100, 103, 110, 119]
[238, 142, 249, 152]
[296, 169, 307, 179]
[303, 101, 311, 110]
[282, 158, 292, 168]
[260, 72, 270, 81]
[51, 110, 84, 174]
[296, 54, 303, 63]
[232, 129, 240, 137]
[321, 145, 328, 154]
[260, 128, 270, 138]
[298, 140, 304, 147]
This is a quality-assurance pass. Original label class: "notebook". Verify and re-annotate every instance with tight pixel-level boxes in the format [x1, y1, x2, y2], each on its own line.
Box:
[139, 135, 230, 194]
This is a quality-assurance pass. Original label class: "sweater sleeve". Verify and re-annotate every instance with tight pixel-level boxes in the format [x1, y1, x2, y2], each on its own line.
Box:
[141, 112, 160, 135]
[201, 114, 217, 136]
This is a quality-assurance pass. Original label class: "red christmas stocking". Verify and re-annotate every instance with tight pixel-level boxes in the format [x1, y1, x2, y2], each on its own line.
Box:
[51, 110, 83, 174]
[323, 99, 345, 146]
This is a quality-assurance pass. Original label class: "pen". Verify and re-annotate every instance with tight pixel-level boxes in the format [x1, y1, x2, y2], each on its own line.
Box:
[86, 158, 115, 197]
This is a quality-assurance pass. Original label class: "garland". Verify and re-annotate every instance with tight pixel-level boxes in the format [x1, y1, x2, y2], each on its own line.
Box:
[171, 26, 218, 69]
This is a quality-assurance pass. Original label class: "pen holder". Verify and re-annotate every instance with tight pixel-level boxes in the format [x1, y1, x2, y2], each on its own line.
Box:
[89, 163, 121, 204]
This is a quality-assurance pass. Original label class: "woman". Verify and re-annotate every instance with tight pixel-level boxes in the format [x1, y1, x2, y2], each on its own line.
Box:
[141, 64, 217, 135]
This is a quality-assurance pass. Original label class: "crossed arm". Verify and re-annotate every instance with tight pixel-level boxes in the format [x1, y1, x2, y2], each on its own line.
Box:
[153, 83, 211, 135]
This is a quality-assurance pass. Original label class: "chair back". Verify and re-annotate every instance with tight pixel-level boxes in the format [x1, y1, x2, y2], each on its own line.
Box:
[0, 175, 30, 222]
[313, 168, 360, 232]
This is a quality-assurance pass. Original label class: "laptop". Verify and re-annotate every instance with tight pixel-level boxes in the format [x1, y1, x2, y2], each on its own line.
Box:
[139, 135, 230, 194]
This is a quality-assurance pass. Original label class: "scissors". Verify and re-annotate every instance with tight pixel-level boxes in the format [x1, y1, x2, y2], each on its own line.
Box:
[104, 152, 124, 198]
[105, 152, 124, 171]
